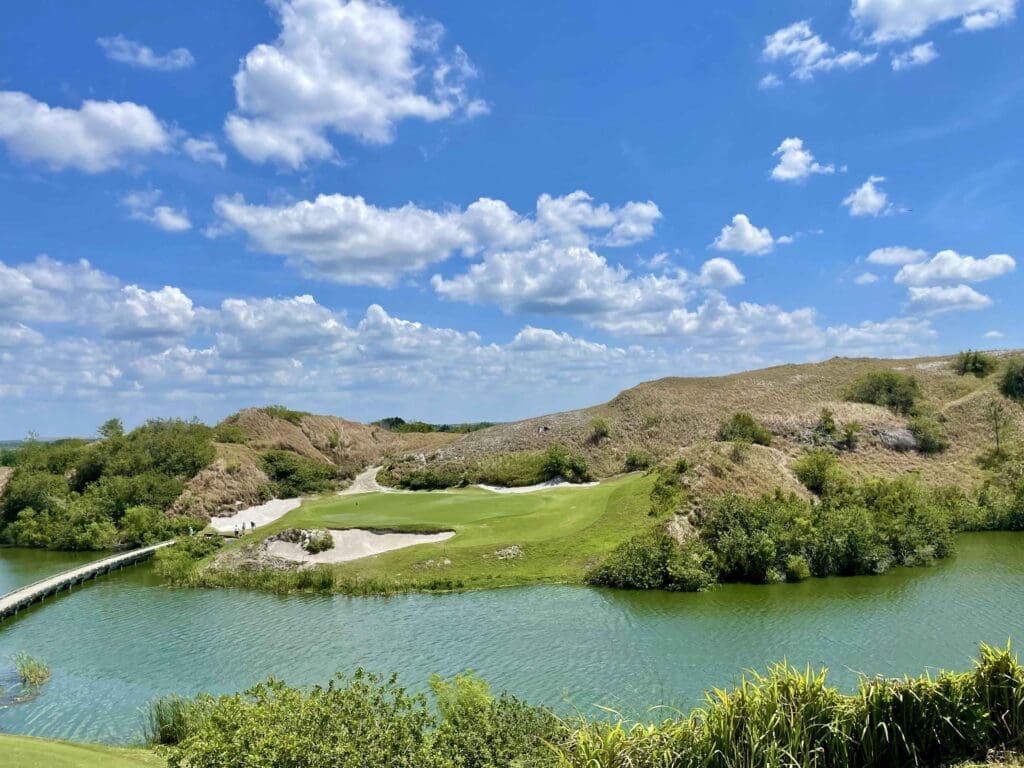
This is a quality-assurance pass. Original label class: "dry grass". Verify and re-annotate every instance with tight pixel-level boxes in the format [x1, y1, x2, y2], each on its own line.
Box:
[386, 352, 1024, 490]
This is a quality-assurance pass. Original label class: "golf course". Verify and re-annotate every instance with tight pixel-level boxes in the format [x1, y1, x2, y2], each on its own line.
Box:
[203, 472, 658, 591]
[0, 734, 165, 767]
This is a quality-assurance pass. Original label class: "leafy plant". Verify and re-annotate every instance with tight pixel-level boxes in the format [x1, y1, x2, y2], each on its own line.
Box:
[845, 371, 921, 415]
[13, 652, 50, 688]
[718, 412, 772, 446]
[953, 349, 998, 378]
[1001, 357, 1024, 404]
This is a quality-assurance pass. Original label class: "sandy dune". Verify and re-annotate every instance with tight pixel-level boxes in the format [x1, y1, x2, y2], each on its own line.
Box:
[268, 528, 455, 564]
[209, 498, 302, 532]
[338, 466, 394, 495]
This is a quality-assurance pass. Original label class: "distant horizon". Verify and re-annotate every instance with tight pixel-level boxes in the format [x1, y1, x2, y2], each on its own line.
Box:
[4, 344, 1020, 441]
[2, 0, 1020, 437]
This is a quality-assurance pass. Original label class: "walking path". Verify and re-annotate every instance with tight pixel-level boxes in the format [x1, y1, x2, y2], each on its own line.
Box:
[0, 540, 175, 622]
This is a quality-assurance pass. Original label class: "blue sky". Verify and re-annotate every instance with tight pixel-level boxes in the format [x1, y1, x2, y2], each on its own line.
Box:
[1, 0, 1021, 437]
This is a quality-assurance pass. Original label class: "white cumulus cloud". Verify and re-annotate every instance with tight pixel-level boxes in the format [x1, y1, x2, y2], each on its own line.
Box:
[842, 176, 895, 216]
[771, 137, 836, 181]
[891, 42, 939, 70]
[183, 137, 227, 167]
[867, 246, 929, 265]
[711, 214, 780, 255]
[0, 91, 169, 172]
[763, 20, 877, 81]
[895, 249, 1015, 285]
[97, 34, 194, 71]
[225, 0, 487, 167]
[122, 190, 192, 233]
[907, 284, 993, 314]
[211, 190, 660, 286]
[851, 0, 1017, 42]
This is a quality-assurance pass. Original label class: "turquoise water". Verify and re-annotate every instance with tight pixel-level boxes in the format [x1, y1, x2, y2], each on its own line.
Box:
[0, 533, 1022, 745]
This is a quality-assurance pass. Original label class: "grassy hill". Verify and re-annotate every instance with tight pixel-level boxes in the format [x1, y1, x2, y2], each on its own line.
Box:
[0, 734, 163, 767]
[379, 352, 1024, 490]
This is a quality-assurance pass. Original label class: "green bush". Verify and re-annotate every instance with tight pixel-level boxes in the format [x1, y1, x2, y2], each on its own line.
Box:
[211, 422, 248, 444]
[260, 405, 308, 425]
[718, 412, 772, 446]
[590, 417, 610, 443]
[845, 371, 921, 415]
[623, 449, 654, 472]
[586, 530, 717, 592]
[953, 349, 998, 378]
[908, 407, 950, 454]
[1001, 357, 1024, 403]
[785, 554, 811, 581]
[158, 669, 559, 768]
[814, 408, 839, 443]
[792, 450, 847, 495]
[304, 530, 335, 554]
[261, 450, 336, 496]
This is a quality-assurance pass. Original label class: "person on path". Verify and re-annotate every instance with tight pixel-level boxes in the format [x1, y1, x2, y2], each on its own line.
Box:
[234, 524, 239, 538]
[251, 520, 256, 532]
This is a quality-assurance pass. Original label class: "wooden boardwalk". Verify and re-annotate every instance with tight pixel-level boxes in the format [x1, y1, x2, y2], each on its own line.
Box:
[0, 540, 175, 622]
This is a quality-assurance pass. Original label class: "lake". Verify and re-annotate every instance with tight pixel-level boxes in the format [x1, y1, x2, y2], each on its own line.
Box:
[1, 532, 1022, 745]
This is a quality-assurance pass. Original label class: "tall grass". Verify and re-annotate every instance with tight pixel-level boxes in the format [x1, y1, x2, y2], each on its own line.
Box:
[557, 644, 1024, 768]
[146, 694, 212, 745]
[12, 651, 50, 688]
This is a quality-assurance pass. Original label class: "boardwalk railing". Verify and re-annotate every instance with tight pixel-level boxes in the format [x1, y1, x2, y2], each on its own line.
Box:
[0, 540, 175, 622]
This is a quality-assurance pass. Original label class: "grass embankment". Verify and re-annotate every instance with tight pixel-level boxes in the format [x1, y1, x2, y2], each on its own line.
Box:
[0, 734, 164, 767]
[194, 473, 657, 593]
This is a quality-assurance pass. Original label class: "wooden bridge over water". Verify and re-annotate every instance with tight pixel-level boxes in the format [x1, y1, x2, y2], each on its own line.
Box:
[0, 541, 175, 622]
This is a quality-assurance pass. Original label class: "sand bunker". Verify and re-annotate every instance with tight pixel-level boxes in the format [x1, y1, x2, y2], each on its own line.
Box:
[338, 466, 394, 495]
[267, 528, 454, 564]
[209, 498, 302, 533]
[477, 476, 599, 494]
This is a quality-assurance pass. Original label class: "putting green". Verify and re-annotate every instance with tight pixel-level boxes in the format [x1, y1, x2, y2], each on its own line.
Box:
[247, 472, 656, 589]
[0, 734, 164, 767]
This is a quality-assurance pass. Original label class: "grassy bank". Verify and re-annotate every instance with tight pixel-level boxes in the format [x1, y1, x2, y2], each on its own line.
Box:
[187, 473, 658, 593]
[0, 734, 164, 767]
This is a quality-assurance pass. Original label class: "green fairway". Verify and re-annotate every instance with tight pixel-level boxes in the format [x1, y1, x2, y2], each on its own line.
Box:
[224, 472, 657, 590]
[0, 734, 164, 767]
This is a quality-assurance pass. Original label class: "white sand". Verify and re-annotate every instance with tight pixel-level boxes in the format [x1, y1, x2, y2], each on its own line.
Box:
[338, 466, 394, 495]
[209, 498, 302, 533]
[267, 528, 455, 564]
[477, 476, 599, 494]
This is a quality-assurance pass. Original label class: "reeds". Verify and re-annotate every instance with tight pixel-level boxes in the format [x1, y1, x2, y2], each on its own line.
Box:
[555, 644, 1024, 768]
[12, 651, 50, 688]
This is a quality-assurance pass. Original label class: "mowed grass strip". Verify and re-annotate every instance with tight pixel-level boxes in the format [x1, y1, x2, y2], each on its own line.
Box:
[0, 734, 164, 767]
[245, 473, 656, 589]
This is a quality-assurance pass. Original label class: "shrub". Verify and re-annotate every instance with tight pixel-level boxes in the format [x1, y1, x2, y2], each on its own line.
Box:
[814, 408, 839, 443]
[590, 417, 611, 442]
[13, 652, 50, 687]
[395, 466, 466, 490]
[908, 408, 951, 454]
[785, 554, 811, 581]
[587, 530, 717, 592]
[792, 450, 846, 496]
[261, 451, 336, 496]
[954, 349, 998, 378]
[718, 412, 772, 446]
[211, 422, 248, 444]
[845, 371, 921, 415]
[839, 422, 861, 451]
[624, 449, 654, 472]
[260, 405, 308, 425]
[304, 530, 335, 554]
[1001, 357, 1024, 403]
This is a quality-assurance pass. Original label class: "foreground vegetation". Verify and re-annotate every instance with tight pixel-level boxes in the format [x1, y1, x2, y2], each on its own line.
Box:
[133, 644, 1024, 768]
